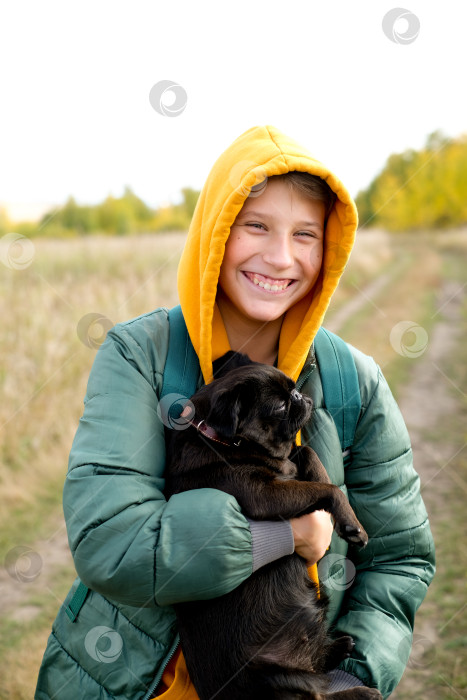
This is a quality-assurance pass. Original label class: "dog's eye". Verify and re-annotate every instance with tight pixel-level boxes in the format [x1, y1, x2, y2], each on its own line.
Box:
[275, 401, 287, 414]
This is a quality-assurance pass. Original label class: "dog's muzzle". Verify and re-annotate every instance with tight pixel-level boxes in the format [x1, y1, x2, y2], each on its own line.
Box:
[290, 389, 302, 403]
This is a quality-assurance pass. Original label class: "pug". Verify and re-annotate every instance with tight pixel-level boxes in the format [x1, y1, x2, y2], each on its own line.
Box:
[164, 351, 382, 700]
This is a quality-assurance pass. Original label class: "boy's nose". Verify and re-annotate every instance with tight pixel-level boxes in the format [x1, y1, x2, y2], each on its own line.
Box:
[262, 235, 294, 269]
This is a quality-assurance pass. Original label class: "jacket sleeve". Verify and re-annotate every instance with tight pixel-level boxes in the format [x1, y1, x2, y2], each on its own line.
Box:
[333, 352, 435, 698]
[63, 314, 253, 608]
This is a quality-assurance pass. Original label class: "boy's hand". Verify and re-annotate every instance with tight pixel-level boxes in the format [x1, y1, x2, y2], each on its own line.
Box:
[290, 510, 333, 565]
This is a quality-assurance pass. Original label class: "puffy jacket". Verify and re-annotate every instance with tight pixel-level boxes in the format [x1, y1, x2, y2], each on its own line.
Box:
[36, 125, 435, 699]
[35, 309, 434, 699]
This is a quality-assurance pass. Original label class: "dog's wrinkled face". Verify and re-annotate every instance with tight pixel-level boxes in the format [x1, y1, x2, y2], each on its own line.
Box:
[196, 351, 312, 457]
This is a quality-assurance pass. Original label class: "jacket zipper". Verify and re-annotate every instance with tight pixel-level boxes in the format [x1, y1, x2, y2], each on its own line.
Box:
[298, 356, 352, 461]
[142, 634, 180, 700]
[296, 361, 316, 392]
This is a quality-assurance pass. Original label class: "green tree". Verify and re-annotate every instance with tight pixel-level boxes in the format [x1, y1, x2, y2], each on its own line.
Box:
[122, 186, 154, 224]
[96, 195, 136, 235]
[179, 188, 199, 218]
[19, 184, 201, 238]
[355, 132, 467, 231]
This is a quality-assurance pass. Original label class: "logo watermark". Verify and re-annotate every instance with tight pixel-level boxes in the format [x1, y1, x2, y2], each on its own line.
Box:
[382, 8, 420, 44]
[84, 626, 123, 663]
[157, 393, 195, 430]
[0, 233, 35, 270]
[149, 80, 187, 117]
[322, 241, 348, 278]
[77, 313, 114, 349]
[397, 633, 436, 668]
[4, 545, 42, 583]
[317, 553, 356, 591]
[229, 161, 268, 199]
[390, 321, 428, 358]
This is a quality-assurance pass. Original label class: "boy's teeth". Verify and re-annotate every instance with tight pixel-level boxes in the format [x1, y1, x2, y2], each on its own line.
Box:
[252, 275, 289, 291]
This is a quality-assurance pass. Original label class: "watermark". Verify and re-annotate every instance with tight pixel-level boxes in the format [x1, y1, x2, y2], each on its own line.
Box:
[397, 633, 436, 668]
[157, 393, 195, 430]
[390, 321, 428, 358]
[84, 626, 123, 663]
[0, 232, 35, 270]
[149, 80, 187, 117]
[382, 8, 420, 45]
[229, 161, 268, 199]
[322, 241, 348, 278]
[317, 552, 356, 592]
[4, 545, 42, 582]
[77, 313, 114, 349]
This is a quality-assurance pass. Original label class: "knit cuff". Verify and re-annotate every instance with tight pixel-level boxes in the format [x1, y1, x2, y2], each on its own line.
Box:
[326, 669, 365, 690]
[246, 519, 295, 572]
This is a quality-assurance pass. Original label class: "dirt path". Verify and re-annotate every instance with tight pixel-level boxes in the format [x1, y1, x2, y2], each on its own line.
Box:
[390, 279, 466, 698]
[326, 267, 398, 335]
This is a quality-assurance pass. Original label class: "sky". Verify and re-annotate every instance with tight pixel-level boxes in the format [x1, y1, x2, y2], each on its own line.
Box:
[1, 0, 466, 222]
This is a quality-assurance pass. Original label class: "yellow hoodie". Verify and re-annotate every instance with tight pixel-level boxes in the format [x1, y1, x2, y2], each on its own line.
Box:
[177, 124, 358, 385]
[155, 125, 358, 698]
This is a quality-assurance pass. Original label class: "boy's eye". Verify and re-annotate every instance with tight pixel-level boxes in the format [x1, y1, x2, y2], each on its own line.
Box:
[295, 230, 317, 239]
[246, 222, 266, 230]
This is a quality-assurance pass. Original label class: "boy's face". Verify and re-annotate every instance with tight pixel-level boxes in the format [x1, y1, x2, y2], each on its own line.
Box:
[217, 178, 325, 326]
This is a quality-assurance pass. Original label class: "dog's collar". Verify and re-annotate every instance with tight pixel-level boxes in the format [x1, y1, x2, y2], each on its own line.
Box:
[186, 419, 242, 448]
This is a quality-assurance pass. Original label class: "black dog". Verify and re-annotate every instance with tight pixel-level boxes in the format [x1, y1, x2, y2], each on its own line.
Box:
[164, 351, 382, 700]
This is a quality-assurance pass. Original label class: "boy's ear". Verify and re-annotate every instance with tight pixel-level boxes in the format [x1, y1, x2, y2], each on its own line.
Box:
[206, 385, 242, 438]
[212, 351, 253, 379]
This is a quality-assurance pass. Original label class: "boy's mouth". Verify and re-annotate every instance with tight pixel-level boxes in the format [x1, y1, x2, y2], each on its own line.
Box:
[242, 271, 295, 292]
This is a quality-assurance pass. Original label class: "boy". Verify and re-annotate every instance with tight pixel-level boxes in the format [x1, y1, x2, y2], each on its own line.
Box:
[36, 126, 435, 699]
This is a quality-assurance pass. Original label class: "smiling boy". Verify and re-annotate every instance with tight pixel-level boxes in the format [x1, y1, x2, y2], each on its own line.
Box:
[217, 175, 329, 365]
[36, 126, 435, 700]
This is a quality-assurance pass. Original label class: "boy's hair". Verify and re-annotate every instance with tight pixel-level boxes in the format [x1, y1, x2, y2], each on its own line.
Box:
[264, 172, 337, 222]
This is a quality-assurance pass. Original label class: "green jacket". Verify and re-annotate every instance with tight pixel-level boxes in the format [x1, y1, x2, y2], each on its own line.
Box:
[35, 308, 435, 699]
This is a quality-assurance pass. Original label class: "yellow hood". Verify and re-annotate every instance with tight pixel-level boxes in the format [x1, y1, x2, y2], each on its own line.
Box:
[177, 125, 358, 384]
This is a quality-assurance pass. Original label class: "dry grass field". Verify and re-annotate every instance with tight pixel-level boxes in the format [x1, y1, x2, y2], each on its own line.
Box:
[0, 229, 466, 698]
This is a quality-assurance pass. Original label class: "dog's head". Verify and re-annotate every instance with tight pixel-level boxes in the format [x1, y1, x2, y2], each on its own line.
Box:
[192, 351, 313, 458]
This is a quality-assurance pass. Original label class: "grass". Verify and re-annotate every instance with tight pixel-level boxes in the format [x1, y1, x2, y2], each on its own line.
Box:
[0, 232, 187, 558]
[1, 229, 466, 699]
[1, 563, 77, 700]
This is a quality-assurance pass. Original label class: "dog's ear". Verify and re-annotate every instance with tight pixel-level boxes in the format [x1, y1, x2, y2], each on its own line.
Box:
[206, 384, 242, 438]
[212, 351, 253, 380]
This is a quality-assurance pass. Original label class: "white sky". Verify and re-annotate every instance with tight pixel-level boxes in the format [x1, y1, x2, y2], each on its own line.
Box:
[1, 0, 466, 221]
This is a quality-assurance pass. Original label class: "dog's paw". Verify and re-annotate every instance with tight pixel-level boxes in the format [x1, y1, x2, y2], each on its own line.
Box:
[336, 635, 355, 658]
[324, 635, 355, 670]
[335, 522, 368, 548]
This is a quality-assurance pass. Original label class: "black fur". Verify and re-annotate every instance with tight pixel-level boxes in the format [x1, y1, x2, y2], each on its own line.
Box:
[164, 351, 382, 700]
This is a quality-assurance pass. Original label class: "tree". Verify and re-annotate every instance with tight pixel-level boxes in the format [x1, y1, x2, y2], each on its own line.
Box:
[355, 132, 467, 231]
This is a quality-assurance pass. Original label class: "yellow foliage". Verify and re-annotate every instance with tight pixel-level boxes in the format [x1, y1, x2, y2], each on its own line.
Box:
[356, 132, 467, 231]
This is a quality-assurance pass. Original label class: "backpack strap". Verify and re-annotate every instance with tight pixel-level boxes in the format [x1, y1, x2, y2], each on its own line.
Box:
[160, 305, 200, 405]
[313, 328, 361, 460]
[67, 305, 200, 622]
